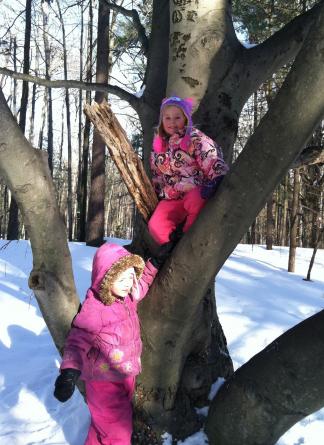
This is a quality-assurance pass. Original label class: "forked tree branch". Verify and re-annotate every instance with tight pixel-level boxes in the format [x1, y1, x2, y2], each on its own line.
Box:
[241, 0, 324, 96]
[102, 0, 149, 56]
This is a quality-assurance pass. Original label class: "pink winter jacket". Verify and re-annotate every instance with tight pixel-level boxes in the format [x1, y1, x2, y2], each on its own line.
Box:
[60, 243, 157, 382]
[150, 127, 229, 200]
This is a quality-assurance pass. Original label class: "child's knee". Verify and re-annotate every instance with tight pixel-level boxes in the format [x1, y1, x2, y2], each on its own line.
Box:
[184, 188, 205, 213]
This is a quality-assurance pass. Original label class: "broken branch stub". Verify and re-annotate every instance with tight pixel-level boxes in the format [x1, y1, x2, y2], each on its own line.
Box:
[84, 102, 158, 221]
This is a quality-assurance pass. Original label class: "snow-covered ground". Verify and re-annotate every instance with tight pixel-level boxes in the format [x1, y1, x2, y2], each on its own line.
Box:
[0, 239, 323, 444]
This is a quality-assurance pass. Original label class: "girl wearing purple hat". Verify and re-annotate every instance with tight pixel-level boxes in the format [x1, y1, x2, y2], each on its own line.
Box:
[148, 96, 229, 245]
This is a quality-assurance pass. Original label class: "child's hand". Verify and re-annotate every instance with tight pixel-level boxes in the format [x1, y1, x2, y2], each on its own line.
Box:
[54, 368, 81, 402]
[150, 241, 175, 268]
[150, 225, 183, 268]
[200, 177, 224, 199]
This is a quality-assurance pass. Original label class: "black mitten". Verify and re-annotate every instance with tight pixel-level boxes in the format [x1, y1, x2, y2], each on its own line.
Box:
[54, 368, 81, 402]
[150, 242, 172, 268]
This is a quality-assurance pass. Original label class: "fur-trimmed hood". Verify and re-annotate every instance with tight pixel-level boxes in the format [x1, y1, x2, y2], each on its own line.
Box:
[90, 243, 145, 305]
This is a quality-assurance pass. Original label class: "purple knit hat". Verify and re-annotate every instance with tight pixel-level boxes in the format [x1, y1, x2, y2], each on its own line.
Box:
[153, 96, 194, 153]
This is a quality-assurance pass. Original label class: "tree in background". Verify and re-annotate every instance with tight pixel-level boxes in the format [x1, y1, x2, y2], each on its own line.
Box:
[0, 1, 324, 444]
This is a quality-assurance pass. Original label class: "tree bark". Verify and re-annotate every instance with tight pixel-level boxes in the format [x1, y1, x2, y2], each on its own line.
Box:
[86, 0, 110, 246]
[137, 2, 324, 439]
[0, 87, 79, 351]
[304, 226, 324, 281]
[55, 0, 73, 240]
[7, 0, 32, 240]
[84, 103, 158, 221]
[266, 193, 274, 250]
[288, 169, 300, 272]
[78, 0, 93, 242]
[1, 2, 324, 444]
[206, 309, 324, 445]
[140, 0, 170, 170]
[41, 0, 54, 174]
[76, 0, 85, 241]
[195, 0, 322, 161]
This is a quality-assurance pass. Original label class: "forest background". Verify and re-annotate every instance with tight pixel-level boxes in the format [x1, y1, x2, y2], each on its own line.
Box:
[0, 0, 323, 253]
[0, 1, 324, 444]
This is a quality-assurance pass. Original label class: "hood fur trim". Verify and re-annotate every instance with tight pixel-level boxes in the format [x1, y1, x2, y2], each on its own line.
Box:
[99, 254, 145, 305]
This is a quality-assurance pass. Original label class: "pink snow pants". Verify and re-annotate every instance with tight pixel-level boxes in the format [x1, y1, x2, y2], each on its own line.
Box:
[148, 187, 206, 244]
[85, 377, 135, 445]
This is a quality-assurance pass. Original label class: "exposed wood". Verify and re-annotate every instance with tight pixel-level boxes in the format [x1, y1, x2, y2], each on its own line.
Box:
[291, 144, 324, 168]
[84, 102, 158, 221]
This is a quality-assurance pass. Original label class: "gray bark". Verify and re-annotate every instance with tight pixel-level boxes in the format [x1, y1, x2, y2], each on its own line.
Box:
[204, 5, 324, 442]
[288, 170, 300, 272]
[1, 1, 324, 443]
[86, 0, 110, 246]
[0, 88, 79, 351]
[195, 0, 323, 162]
[206, 309, 324, 445]
[79, 0, 93, 242]
[55, 0, 73, 240]
[139, 0, 170, 170]
[7, 0, 32, 240]
[42, 0, 54, 174]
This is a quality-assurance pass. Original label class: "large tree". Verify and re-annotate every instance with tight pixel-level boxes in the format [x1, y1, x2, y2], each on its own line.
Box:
[0, 1, 324, 444]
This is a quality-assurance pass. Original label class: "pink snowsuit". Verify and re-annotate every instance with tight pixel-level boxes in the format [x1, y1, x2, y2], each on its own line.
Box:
[60, 243, 157, 445]
[148, 127, 229, 244]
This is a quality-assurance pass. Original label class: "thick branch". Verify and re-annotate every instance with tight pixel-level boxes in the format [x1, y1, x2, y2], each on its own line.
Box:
[102, 1, 149, 56]
[0, 87, 79, 351]
[0, 67, 140, 111]
[242, 0, 324, 94]
[206, 310, 324, 444]
[139, 0, 324, 414]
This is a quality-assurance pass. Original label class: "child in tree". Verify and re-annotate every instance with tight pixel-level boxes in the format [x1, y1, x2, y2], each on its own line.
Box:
[148, 96, 229, 245]
[53, 242, 168, 445]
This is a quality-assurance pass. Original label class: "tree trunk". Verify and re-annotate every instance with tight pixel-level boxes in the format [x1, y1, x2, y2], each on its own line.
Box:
[86, 1, 110, 246]
[0, 88, 79, 352]
[7, 0, 32, 240]
[38, 91, 47, 150]
[41, 0, 54, 174]
[135, 2, 324, 440]
[304, 226, 324, 281]
[279, 175, 289, 246]
[55, 0, 73, 240]
[76, 0, 85, 241]
[266, 193, 274, 249]
[78, 0, 93, 242]
[288, 169, 301, 272]
[1, 1, 324, 444]
[12, 37, 18, 119]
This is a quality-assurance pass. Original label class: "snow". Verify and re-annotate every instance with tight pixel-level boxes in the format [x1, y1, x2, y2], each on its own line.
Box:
[0, 239, 324, 445]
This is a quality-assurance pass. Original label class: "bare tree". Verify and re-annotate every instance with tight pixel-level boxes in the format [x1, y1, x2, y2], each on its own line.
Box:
[7, 0, 32, 240]
[0, 1, 324, 444]
[86, 0, 110, 246]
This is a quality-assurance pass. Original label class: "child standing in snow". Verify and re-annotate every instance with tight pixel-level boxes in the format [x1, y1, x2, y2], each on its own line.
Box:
[53, 242, 167, 445]
[148, 96, 229, 245]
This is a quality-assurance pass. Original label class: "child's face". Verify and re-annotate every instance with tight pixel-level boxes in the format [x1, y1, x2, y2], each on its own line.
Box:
[162, 106, 187, 136]
[111, 267, 135, 299]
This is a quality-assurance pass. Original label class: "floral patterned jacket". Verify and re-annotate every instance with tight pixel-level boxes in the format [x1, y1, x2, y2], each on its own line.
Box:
[150, 127, 229, 200]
